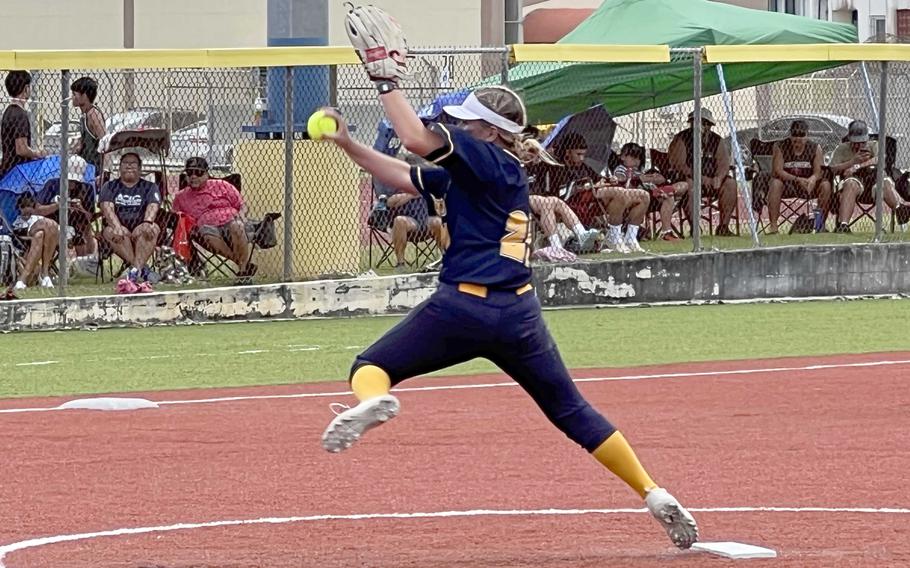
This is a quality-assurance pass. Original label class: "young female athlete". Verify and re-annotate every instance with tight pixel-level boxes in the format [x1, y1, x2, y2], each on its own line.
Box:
[319, 5, 698, 550]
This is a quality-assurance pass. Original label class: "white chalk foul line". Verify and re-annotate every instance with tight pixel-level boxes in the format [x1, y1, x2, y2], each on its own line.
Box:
[1, 505, 907, 567]
[1, 357, 910, 415]
[14, 361, 59, 367]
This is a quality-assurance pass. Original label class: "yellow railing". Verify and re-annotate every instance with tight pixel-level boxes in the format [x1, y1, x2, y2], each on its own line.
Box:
[6, 43, 910, 71]
[704, 43, 910, 63]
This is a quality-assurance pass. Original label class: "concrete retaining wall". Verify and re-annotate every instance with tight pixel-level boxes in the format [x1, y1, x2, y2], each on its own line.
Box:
[534, 243, 910, 306]
[2, 243, 909, 332]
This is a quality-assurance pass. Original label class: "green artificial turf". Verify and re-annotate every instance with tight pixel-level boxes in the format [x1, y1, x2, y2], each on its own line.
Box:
[1, 298, 907, 398]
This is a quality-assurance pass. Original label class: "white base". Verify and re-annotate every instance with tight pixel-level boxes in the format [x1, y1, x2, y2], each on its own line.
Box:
[692, 541, 778, 559]
[58, 397, 159, 411]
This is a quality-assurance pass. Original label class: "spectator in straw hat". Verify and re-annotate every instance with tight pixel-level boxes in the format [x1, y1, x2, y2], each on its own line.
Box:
[668, 108, 738, 236]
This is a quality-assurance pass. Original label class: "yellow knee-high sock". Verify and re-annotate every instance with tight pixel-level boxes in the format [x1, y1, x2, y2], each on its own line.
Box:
[351, 365, 391, 401]
[591, 431, 658, 498]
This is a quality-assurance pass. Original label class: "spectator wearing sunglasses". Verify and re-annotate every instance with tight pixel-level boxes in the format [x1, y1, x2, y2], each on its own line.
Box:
[767, 119, 832, 234]
[172, 157, 255, 278]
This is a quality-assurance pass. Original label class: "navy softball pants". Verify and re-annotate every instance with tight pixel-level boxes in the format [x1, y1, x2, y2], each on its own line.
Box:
[353, 282, 616, 452]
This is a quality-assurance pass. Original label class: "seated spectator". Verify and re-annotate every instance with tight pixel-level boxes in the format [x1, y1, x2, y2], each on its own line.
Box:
[766, 120, 833, 234]
[386, 191, 449, 273]
[529, 194, 600, 261]
[521, 130, 599, 261]
[172, 157, 256, 278]
[99, 152, 161, 290]
[34, 155, 97, 256]
[828, 120, 910, 233]
[11, 192, 59, 290]
[531, 132, 650, 254]
[668, 108, 738, 236]
[611, 142, 686, 242]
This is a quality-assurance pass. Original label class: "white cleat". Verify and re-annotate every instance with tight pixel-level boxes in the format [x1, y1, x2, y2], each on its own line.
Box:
[576, 228, 602, 252]
[625, 239, 645, 253]
[610, 240, 631, 254]
[321, 394, 400, 453]
[645, 487, 699, 549]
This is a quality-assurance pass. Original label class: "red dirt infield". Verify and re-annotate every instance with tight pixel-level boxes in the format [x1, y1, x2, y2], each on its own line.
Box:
[1, 352, 909, 567]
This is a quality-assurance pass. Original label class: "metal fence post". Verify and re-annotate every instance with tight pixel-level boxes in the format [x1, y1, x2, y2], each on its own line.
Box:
[691, 50, 703, 252]
[500, 47, 510, 87]
[874, 60, 889, 242]
[283, 66, 294, 280]
[58, 70, 71, 296]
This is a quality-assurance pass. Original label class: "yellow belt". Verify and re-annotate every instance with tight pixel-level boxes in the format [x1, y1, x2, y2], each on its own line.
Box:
[457, 282, 533, 299]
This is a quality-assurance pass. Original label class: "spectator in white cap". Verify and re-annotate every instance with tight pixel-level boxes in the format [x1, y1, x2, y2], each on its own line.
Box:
[32, 155, 97, 256]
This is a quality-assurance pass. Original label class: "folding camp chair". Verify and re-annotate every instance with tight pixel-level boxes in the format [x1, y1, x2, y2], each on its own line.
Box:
[366, 178, 441, 270]
[848, 134, 902, 232]
[649, 149, 696, 237]
[651, 148, 742, 237]
[749, 138, 806, 232]
[178, 172, 281, 282]
[94, 129, 178, 283]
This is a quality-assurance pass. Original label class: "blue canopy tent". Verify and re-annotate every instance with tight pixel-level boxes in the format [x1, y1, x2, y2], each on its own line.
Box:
[0, 156, 96, 231]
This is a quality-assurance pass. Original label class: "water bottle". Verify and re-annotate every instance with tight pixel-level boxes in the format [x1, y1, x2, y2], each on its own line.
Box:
[0, 235, 12, 283]
[812, 200, 824, 233]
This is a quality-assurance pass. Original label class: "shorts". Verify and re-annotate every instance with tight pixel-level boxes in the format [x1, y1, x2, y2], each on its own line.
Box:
[198, 221, 235, 242]
[776, 179, 814, 199]
[837, 167, 894, 203]
[389, 197, 430, 232]
[697, 175, 733, 200]
[12, 215, 42, 233]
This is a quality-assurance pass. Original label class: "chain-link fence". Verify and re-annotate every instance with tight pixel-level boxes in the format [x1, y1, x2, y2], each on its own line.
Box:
[515, 49, 909, 256]
[0, 47, 509, 299]
[2, 45, 909, 299]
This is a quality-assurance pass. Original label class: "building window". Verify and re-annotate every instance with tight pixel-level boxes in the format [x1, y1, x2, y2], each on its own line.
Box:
[817, 0, 828, 20]
[769, 0, 799, 15]
[898, 9, 910, 38]
[872, 16, 886, 41]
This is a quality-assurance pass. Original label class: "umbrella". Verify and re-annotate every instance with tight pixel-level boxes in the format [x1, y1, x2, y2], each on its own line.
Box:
[0, 156, 96, 228]
[373, 89, 471, 156]
[543, 104, 617, 174]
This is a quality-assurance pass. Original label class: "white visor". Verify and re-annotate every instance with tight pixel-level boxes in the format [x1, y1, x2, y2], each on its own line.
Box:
[443, 92, 524, 134]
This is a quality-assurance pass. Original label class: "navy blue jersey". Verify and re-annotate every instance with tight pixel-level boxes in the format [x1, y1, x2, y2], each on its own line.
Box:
[412, 123, 531, 289]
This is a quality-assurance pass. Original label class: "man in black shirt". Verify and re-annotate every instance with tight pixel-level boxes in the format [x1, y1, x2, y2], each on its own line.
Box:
[1, 71, 46, 179]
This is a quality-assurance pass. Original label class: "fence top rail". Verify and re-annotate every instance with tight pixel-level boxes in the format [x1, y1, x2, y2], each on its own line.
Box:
[9, 42, 907, 70]
[705, 43, 910, 63]
[0, 44, 674, 71]
[511, 44, 670, 63]
[0, 46, 363, 70]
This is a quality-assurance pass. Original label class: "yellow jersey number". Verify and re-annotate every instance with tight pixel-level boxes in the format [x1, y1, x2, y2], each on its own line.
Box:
[500, 210, 531, 267]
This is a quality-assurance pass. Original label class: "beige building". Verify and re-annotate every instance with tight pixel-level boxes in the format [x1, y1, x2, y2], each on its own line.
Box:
[0, 0, 485, 50]
[0, 1, 775, 52]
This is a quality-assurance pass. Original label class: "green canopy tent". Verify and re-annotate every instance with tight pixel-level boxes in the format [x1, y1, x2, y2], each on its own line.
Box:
[508, 0, 858, 123]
